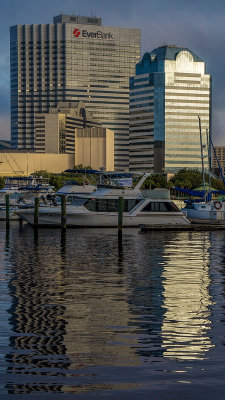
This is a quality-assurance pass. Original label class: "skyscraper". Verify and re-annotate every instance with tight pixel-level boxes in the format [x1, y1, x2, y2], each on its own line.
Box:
[129, 45, 211, 173]
[10, 14, 140, 170]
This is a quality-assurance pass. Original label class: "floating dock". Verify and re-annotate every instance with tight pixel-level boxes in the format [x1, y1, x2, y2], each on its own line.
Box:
[140, 219, 225, 231]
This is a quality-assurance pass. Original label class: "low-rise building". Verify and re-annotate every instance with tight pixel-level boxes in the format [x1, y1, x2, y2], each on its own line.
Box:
[0, 152, 74, 176]
[212, 146, 225, 176]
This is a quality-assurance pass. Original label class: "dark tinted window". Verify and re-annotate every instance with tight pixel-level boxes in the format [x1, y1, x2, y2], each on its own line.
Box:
[141, 201, 179, 212]
[84, 199, 140, 212]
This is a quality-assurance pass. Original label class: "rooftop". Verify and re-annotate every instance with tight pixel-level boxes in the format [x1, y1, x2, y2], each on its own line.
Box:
[149, 44, 203, 62]
[53, 14, 102, 26]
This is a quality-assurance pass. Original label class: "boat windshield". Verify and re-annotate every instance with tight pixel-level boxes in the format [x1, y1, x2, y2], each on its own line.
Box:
[70, 198, 86, 206]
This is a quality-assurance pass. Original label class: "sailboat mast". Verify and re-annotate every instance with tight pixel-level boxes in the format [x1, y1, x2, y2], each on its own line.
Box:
[206, 128, 211, 197]
[198, 116, 206, 199]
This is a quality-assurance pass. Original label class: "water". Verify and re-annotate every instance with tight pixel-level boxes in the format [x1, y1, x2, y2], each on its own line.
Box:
[1, 222, 225, 399]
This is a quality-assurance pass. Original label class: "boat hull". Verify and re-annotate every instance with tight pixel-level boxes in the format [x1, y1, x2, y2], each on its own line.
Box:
[182, 207, 224, 220]
[16, 207, 190, 227]
[0, 208, 20, 221]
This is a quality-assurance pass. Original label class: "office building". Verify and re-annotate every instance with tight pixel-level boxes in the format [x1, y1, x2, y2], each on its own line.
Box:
[34, 101, 103, 153]
[10, 14, 141, 170]
[212, 146, 225, 176]
[129, 45, 211, 173]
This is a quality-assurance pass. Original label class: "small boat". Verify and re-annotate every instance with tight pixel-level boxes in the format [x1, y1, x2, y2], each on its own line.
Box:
[182, 200, 224, 221]
[0, 176, 54, 220]
[16, 175, 190, 227]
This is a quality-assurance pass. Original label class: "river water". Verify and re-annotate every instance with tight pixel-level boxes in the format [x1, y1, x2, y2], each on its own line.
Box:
[0, 222, 225, 399]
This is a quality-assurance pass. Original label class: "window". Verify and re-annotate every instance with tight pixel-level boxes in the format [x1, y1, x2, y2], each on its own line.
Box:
[84, 198, 140, 212]
[141, 201, 180, 212]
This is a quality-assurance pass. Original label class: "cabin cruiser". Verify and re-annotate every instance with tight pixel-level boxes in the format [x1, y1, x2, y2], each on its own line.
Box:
[16, 175, 190, 227]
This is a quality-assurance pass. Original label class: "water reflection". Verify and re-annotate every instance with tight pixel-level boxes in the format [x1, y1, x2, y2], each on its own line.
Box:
[2, 226, 218, 396]
[161, 232, 213, 360]
[6, 229, 69, 394]
[5, 227, 140, 394]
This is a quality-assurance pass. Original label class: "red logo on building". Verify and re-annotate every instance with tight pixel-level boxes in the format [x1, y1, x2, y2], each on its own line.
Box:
[73, 28, 81, 37]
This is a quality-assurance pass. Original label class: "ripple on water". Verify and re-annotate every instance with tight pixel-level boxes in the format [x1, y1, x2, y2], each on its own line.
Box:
[0, 225, 225, 397]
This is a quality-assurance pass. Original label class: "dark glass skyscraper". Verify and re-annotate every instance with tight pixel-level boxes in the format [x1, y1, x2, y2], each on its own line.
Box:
[129, 45, 211, 173]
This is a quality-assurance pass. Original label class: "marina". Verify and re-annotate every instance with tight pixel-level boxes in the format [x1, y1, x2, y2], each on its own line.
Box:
[1, 3, 225, 398]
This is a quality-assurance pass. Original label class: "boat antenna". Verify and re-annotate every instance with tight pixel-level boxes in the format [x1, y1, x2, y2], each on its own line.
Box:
[198, 116, 206, 201]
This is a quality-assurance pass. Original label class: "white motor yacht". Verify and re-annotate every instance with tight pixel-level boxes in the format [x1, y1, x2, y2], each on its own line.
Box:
[16, 175, 190, 227]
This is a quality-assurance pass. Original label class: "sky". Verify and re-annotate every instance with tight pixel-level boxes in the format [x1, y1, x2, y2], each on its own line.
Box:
[1, 0, 225, 144]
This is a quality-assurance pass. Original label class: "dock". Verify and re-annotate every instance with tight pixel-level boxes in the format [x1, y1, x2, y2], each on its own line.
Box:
[140, 219, 225, 232]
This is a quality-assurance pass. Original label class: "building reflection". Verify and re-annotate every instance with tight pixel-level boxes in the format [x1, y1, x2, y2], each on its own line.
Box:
[5, 227, 140, 394]
[6, 227, 69, 394]
[161, 231, 213, 360]
[125, 231, 214, 362]
[4, 226, 216, 395]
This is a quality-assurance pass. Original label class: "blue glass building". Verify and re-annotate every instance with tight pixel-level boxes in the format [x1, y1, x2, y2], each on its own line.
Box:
[129, 45, 211, 173]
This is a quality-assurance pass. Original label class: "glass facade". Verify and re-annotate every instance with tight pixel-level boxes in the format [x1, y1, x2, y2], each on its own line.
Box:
[129, 46, 211, 173]
[10, 16, 141, 170]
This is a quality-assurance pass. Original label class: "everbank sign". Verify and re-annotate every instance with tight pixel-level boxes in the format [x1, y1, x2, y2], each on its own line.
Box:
[73, 28, 114, 40]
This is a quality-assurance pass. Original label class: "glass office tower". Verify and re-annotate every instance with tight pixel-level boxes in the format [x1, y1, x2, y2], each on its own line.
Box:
[10, 14, 140, 170]
[129, 45, 211, 173]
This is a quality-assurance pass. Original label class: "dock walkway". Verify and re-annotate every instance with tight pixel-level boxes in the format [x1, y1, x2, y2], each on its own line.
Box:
[140, 219, 225, 231]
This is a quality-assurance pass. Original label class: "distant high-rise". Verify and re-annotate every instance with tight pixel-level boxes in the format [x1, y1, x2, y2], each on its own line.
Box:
[129, 45, 211, 173]
[10, 14, 141, 170]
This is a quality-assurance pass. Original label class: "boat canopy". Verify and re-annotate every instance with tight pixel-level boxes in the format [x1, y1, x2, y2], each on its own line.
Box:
[64, 169, 133, 178]
[5, 176, 34, 181]
[64, 169, 99, 174]
[175, 187, 225, 197]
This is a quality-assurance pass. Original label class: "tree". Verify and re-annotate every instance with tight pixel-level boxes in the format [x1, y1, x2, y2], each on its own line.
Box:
[143, 174, 167, 189]
[169, 169, 204, 189]
[211, 177, 225, 191]
[72, 164, 92, 170]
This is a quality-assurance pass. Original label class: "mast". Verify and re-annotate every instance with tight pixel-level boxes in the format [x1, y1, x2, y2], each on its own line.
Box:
[206, 128, 211, 200]
[198, 116, 206, 200]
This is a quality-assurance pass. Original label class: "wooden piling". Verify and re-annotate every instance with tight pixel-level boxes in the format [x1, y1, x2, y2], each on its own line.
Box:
[61, 195, 67, 229]
[34, 197, 39, 227]
[118, 196, 124, 238]
[5, 194, 10, 228]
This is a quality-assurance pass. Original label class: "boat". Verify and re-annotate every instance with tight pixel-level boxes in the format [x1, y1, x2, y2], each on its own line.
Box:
[0, 176, 54, 220]
[57, 169, 134, 198]
[182, 199, 225, 221]
[16, 174, 190, 227]
[181, 117, 225, 221]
